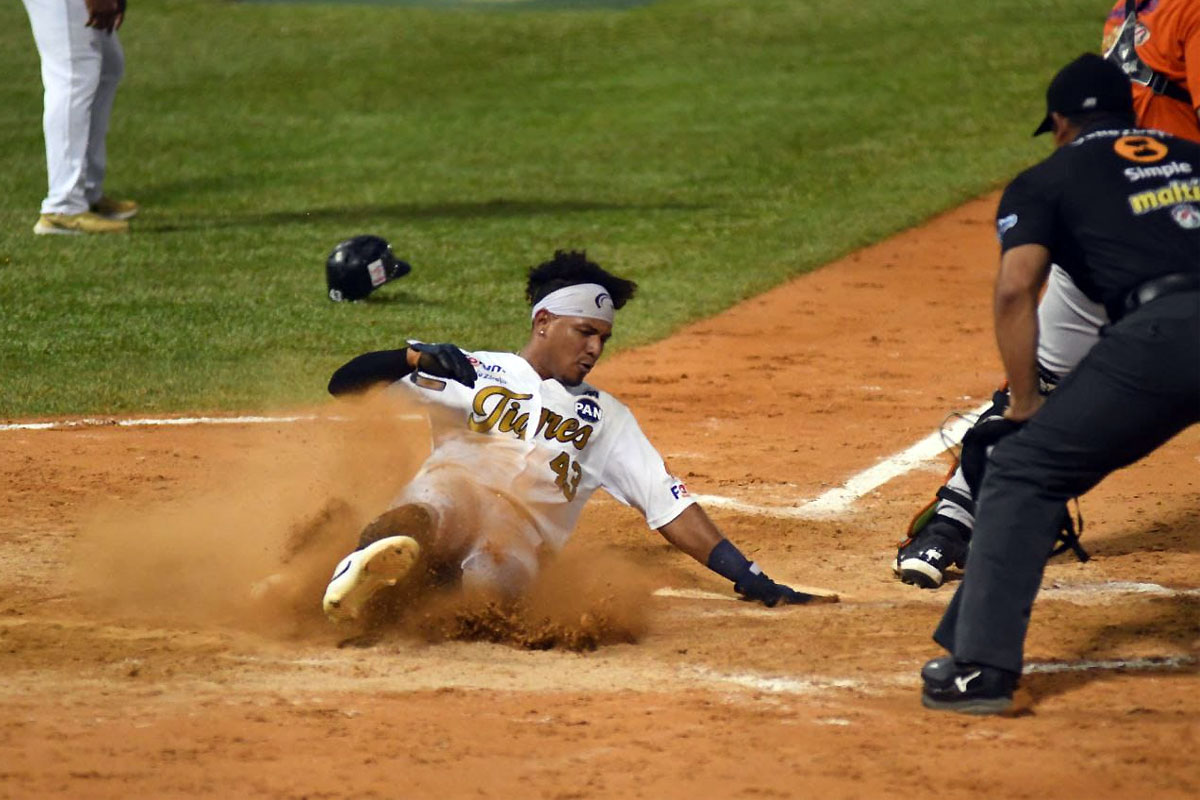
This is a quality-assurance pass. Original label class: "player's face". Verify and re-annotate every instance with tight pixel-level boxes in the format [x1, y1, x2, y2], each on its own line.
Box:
[544, 315, 612, 386]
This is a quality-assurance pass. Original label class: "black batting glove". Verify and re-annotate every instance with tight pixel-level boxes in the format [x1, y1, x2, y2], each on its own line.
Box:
[409, 342, 477, 388]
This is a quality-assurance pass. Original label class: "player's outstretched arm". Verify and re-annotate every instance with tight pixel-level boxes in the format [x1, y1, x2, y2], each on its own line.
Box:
[657, 505, 837, 606]
[328, 343, 476, 396]
[328, 349, 412, 395]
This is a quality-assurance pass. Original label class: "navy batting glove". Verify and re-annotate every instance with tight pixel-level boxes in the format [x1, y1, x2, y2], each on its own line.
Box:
[735, 571, 819, 607]
[409, 342, 477, 388]
[707, 539, 836, 607]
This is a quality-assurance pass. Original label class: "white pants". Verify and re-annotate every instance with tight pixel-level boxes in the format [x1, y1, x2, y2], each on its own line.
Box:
[392, 467, 543, 598]
[22, 0, 124, 214]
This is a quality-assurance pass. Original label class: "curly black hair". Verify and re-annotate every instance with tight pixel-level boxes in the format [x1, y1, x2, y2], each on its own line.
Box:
[525, 250, 638, 309]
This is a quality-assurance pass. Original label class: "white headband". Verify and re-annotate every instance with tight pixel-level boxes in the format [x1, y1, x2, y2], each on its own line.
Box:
[530, 283, 615, 324]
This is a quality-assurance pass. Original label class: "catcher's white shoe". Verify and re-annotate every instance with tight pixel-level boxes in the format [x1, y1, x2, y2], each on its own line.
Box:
[322, 535, 421, 623]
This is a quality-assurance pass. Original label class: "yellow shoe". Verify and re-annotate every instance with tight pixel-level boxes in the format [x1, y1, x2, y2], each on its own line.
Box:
[33, 211, 130, 235]
[89, 196, 139, 221]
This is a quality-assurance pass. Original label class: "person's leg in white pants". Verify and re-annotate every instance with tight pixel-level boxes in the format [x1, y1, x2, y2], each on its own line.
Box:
[22, 0, 118, 215]
[84, 30, 124, 207]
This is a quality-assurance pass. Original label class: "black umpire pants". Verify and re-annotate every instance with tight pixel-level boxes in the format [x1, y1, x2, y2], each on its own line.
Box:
[934, 291, 1200, 674]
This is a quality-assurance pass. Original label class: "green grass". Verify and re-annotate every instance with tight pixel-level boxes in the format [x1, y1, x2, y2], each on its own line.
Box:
[0, 0, 1104, 415]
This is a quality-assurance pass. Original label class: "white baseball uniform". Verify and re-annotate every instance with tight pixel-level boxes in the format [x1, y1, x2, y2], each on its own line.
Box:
[1035, 264, 1109, 378]
[933, 264, 1109, 532]
[386, 349, 695, 594]
[22, 0, 124, 215]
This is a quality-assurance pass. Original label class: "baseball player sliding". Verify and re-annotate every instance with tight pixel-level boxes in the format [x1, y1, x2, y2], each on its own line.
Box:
[894, 0, 1200, 589]
[322, 250, 834, 622]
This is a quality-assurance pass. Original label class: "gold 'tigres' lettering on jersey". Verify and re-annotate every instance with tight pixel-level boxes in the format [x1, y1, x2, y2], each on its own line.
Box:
[1128, 178, 1200, 214]
[469, 385, 594, 450]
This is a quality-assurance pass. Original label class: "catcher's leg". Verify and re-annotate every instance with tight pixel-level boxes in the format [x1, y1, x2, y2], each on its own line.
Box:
[894, 477, 973, 588]
[894, 390, 1008, 588]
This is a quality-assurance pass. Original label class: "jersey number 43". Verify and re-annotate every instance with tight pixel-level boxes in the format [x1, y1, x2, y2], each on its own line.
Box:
[549, 453, 582, 501]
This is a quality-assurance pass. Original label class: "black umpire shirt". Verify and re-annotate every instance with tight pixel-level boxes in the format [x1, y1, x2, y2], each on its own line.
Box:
[996, 117, 1200, 318]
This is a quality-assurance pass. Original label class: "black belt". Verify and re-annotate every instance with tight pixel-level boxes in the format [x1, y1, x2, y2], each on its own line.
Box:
[1121, 272, 1200, 318]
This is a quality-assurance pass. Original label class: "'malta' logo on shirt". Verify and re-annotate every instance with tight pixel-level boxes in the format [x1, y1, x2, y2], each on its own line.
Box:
[1128, 178, 1200, 214]
[469, 385, 594, 450]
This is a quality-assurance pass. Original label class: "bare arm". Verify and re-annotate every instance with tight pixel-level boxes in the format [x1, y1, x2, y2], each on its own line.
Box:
[994, 244, 1052, 421]
[656, 504, 724, 565]
[657, 504, 836, 606]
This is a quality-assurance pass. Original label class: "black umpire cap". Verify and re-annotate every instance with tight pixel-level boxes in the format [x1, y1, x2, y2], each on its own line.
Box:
[1033, 52, 1134, 136]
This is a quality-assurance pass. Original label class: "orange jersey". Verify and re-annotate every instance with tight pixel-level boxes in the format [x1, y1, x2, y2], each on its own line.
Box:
[1103, 0, 1200, 142]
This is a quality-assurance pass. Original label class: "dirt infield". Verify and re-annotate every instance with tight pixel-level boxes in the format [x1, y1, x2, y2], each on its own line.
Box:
[2, 195, 1197, 799]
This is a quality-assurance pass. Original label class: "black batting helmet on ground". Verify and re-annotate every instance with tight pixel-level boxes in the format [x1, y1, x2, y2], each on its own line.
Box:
[325, 235, 412, 302]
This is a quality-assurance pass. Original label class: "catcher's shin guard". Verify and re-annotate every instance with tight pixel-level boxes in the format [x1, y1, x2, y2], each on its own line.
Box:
[960, 415, 1089, 563]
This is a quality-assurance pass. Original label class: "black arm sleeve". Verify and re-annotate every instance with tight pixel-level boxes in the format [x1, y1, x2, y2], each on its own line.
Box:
[327, 348, 413, 396]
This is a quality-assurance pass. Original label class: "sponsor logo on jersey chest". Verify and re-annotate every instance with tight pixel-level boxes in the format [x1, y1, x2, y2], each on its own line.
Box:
[1127, 178, 1200, 215]
[1124, 162, 1193, 182]
[575, 397, 602, 424]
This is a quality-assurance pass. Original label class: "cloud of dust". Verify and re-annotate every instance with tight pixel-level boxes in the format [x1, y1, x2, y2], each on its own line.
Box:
[71, 390, 661, 650]
[71, 390, 431, 637]
[400, 547, 656, 652]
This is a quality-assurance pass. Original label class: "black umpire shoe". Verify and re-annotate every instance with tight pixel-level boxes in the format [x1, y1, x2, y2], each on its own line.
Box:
[895, 516, 969, 588]
[920, 656, 1019, 715]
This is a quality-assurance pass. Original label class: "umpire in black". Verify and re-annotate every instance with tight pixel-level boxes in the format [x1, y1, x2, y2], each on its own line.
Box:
[921, 53, 1200, 715]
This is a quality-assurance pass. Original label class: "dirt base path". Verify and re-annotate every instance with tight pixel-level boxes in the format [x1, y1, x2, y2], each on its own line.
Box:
[2, 195, 1197, 799]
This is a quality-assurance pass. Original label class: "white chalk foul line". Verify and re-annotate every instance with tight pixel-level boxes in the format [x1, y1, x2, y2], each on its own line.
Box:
[1042, 580, 1200, 600]
[695, 401, 991, 519]
[3, 401, 986, 519]
[655, 581, 1198, 612]
[1022, 655, 1196, 675]
[0, 412, 424, 432]
[0, 414, 322, 431]
[690, 655, 1196, 698]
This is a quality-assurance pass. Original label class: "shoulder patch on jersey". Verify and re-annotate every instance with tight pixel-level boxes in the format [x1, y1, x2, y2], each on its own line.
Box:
[575, 397, 603, 424]
[996, 213, 1019, 241]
